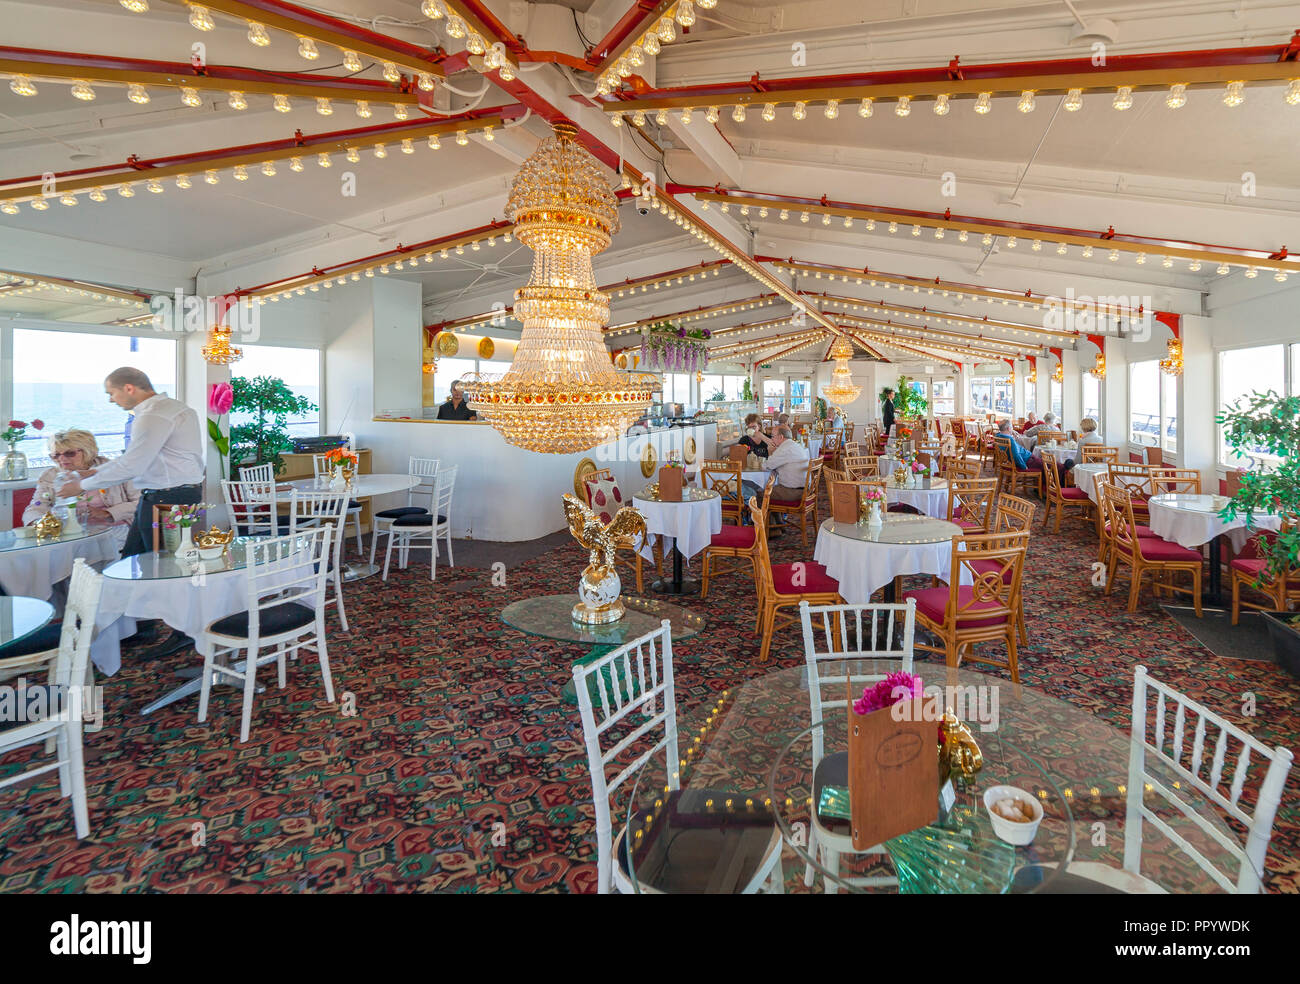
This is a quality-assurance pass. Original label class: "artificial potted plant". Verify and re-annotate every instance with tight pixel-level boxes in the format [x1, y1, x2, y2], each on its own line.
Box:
[1217, 390, 1300, 675]
[230, 375, 318, 477]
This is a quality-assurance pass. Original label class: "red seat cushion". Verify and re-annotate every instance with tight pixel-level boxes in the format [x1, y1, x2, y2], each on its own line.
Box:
[968, 557, 1014, 585]
[771, 561, 840, 595]
[1105, 523, 1159, 538]
[1230, 557, 1267, 576]
[709, 525, 756, 549]
[954, 518, 983, 531]
[903, 586, 1011, 628]
[1056, 486, 1089, 500]
[1137, 538, 1203, 562]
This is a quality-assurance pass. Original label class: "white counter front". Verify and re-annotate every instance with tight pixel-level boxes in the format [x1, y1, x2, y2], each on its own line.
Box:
[357, 420, 717, 541]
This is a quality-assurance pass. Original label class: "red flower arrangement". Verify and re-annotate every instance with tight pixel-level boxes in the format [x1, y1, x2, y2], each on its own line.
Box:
[1, 419, 43, 445]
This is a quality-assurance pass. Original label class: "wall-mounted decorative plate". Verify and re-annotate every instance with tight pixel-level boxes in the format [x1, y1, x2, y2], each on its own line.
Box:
[573, 457, 597, 501]
[437, 332, 459, 356]
[615, 353, 628, 369]
[640, 443, 657, 478]
[478, 337, 495, 359]
[684, 437, 697, 464]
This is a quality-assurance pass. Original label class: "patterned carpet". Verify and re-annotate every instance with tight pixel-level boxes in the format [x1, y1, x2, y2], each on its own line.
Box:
[1, 487, 1298, 894]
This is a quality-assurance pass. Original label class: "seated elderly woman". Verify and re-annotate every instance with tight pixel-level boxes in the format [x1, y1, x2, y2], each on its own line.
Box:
[23, 429, 139, 546]
[1062, 417, 1104, 470]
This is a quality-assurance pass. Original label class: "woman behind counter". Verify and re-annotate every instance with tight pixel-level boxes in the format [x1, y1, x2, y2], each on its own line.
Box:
[24, 429, 140, 547]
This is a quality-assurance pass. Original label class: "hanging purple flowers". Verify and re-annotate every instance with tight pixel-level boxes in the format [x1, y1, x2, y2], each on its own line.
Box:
[640, 320, 709, 373]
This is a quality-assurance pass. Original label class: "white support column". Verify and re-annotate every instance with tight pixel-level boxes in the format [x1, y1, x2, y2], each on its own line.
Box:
[1177, 315, 1216, 480]
[1101, 340, 1128, 452]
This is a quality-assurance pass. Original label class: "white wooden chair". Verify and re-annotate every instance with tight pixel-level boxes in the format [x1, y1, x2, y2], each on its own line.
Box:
[288, 490, 350, 632]
[238, 462, 274, 485]
[797, 598, 916, 893]
[312, 454, 364, 555]
[221, 479, 285, 538]
[0, 559, 104, 838]
[368, 456, 439, 569]
[198, 527, 334, 743]
[382, 464, 457, 581]
[573, 619, 785, 894]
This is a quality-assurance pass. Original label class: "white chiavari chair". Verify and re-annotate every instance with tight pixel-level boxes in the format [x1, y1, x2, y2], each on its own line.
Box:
[221, 479, 286, 538]
[798, 599, 916, 893]
[382, 465, 457, 581]
[198, 527, 334, 743]
[368, 457, 439, 569]
[573, 619, 784, 894]
[239, 463, 274, 485]
[0, 559, 104, 838]
[288, 490, 350, 631]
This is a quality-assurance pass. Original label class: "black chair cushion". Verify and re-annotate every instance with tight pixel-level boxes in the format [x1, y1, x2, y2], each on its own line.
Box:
[375, 506, 428, 519]
[348, 500, 363, 510]
[812, 751, 851, 834]
[209, 602, 316, 639]
[0, 684, 66, 732]
[392, 514, 448, 527]
[0, 622, 62, 662]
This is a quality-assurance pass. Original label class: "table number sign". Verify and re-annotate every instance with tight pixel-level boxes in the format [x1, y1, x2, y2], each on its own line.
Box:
[831, 481, 859, 524]
[657, 466, 683, 502]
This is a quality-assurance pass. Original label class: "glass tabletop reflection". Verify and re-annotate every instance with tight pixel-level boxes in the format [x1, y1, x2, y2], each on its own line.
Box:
[0, 523, 114, 554]
[820, 515, 961, 545]
[0, 596, 57, 646]
[103, 536, 271, 581]
[500, 594, 705, 647]
[622, 665, 1241, 894]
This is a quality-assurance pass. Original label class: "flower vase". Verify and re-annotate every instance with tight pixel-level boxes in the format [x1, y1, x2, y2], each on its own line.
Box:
[868, 502, 883, 531]
[329, 467, 346, 491]
[174, 525, 200, 563]
[1, 449, 27, 481]
[62, 507, 82, 536]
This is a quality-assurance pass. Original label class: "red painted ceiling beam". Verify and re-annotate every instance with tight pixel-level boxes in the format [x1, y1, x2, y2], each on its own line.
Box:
[680, 185, 1293, 266]
[587, 0, 672, 69]
[0, 104, 523, 188]
[600, 32, 1300, 104]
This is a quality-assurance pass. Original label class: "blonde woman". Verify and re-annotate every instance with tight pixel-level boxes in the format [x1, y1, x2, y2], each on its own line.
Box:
[24, 429, 139, 544]
[1065, 417, 1104, 469]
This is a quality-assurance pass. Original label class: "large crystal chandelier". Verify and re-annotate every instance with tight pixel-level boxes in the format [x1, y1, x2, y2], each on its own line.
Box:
[822, 335, 861, 406]
[463, 122, 654, 453]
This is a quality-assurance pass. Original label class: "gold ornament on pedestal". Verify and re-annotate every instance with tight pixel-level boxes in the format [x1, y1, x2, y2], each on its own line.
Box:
[822, 335, 862, 407]
[562, 493, 647, 624]
[463, 122, 654, 453]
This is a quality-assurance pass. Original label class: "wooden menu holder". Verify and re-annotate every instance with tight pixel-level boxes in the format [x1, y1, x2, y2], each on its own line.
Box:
[831, 481, 859, 524]
[847, 699, 939, 850]
[728, 444, 749, 464]
[658, 466, 683, 502]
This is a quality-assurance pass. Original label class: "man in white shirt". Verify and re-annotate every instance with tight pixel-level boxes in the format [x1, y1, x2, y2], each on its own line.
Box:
[60, 366, 205, 557]
[754, 425, 810, 505]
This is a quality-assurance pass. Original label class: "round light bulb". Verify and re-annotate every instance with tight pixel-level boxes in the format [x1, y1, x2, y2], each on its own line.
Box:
[298, 37, 319, 60]
[382, 61, 400, 83]
[317, 152, 332, 167]
[343, 50, 363, 72]
[9, 75, 37, 97]
[1018, 90, 1036, 113]
[233, 165, 249, 181]
[895, 95, 911, 117]
[189, 4, 214, 31]
[227, 91, 247, 111]
[1064, 88, 1083, 111]
[273, 94, 291, 113]
[247, 21, 270, 46]
[181, 87, 201, 107]
[933, 93, 950, 116]
[316, 97, 333, 116]
[1112, 85, 1133, 111]
[128, 83, 150, 104]
[355, 100, 372, 118]
[71, 80, 96, 101]
[1223, 81, 1245, 107]
[974, 92, 991, 114]
[824, 99, 839, 119]
[1166, 83, 1187, 109]
[792, 101, 806, 120]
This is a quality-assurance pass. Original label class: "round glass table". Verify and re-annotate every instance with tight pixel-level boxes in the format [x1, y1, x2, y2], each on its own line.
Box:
[622, 665, 1239, 894]
[500, 594, 705, 703]
[0, 524, 118, 599]
[0, 596, 57, 648]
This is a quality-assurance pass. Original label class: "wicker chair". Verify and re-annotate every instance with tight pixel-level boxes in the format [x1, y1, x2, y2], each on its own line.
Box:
[1042, 454, 1091, 532]
[1230, 521, 1300, 625]
[947, 477, 998, 533]
[1101, 484, 1202, 617]
[700, 476, 776, 601]
[768, 458, 824, 551]
[751, 497, 843, 662]
[992, 436, 1043, 500]
[700, 459, 744, 526]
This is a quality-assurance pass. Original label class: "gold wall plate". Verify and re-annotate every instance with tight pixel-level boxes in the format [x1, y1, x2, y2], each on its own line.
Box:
[640, 443, 657, 478]
[684, 437, 697, 464]
[478, 336, 495, 359]
[436, 332, 459, 356]
[573, 457, 597, 501]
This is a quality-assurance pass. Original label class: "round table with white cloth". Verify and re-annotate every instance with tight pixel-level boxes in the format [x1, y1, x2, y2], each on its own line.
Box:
[1073, 463, 1109, 505]
[1147, 493, 1282, 552]
[1036, 444, 1079, 465]
[813, 515, 972, 605]
[884, 478, 952, 519]
[878, 455, 902, 479]
[633, 488, 723, 563]
[0, 525, 119, 598]
[687, 465, 768, 491]
[288, 473, 418, 578]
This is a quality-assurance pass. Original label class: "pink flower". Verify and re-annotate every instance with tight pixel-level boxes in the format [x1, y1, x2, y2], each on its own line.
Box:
[30, 419, 43, 431]
[208, 381, 234, 415]
[852, 672, 923, 715]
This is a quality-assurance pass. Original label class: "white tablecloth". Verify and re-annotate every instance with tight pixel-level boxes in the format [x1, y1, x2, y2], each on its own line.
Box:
[879, 456, 902, 478]
[1074, 463, 1109, 505]
[808, 437, 823, 459]
[0, 529, 120, 598]
[1037, 445, 1079, 464]
[688, 467, 769, 490]
[885, 482, 951, 519]
[814, 524, 972, 605]
[633, 493, 722, 562]
[1147, 497, 1282, 553]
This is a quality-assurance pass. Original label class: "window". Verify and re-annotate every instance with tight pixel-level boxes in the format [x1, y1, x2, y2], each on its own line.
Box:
[660, 372, 691, 406]
[723, 375, 747, 401]
[970, 378, 992, 413]
[11, 328, 177, 466]
[1025, 382, 1036, 417]
[789, 379, 811, 415]
[762, 379, 785, 413]
[1218, 344, 1288, 465]
[700, 374, 725, 402]
[1050, 378, 1063, 419]
[1128, 359, 1177, 452]
[233, 344, 321, 437]
[431, 357, 478, 415]
[931, 380, 955, 415]
[1082, 373, 1101, 424]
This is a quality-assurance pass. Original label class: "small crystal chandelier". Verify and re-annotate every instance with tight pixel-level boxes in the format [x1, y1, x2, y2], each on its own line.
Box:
[1052, 362, 1064, 384]
[463, 122, 654, 453]
[1159, 336, 1183, 376]
[201, 324, 243, 365]
[1089, 353, 1107, 379]
[822, 335, 861, 407]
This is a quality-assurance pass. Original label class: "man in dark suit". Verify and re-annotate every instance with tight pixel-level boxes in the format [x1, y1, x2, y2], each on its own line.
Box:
[436, 381, 478, 421]
[881, 387, 896, 435]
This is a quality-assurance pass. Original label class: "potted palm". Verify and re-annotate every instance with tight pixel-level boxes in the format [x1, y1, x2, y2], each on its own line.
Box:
[1217, 390, 1300, 675]
[230, 375, 317, 477]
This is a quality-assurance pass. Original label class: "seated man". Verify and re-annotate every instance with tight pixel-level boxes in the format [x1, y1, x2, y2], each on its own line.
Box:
[1023, 412, 1060, 440]
[437, 380, 478, 421]
[1016, 412, 1039, 434]
[754, 424, 810, 505]
[997, 420, 1041, 470]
